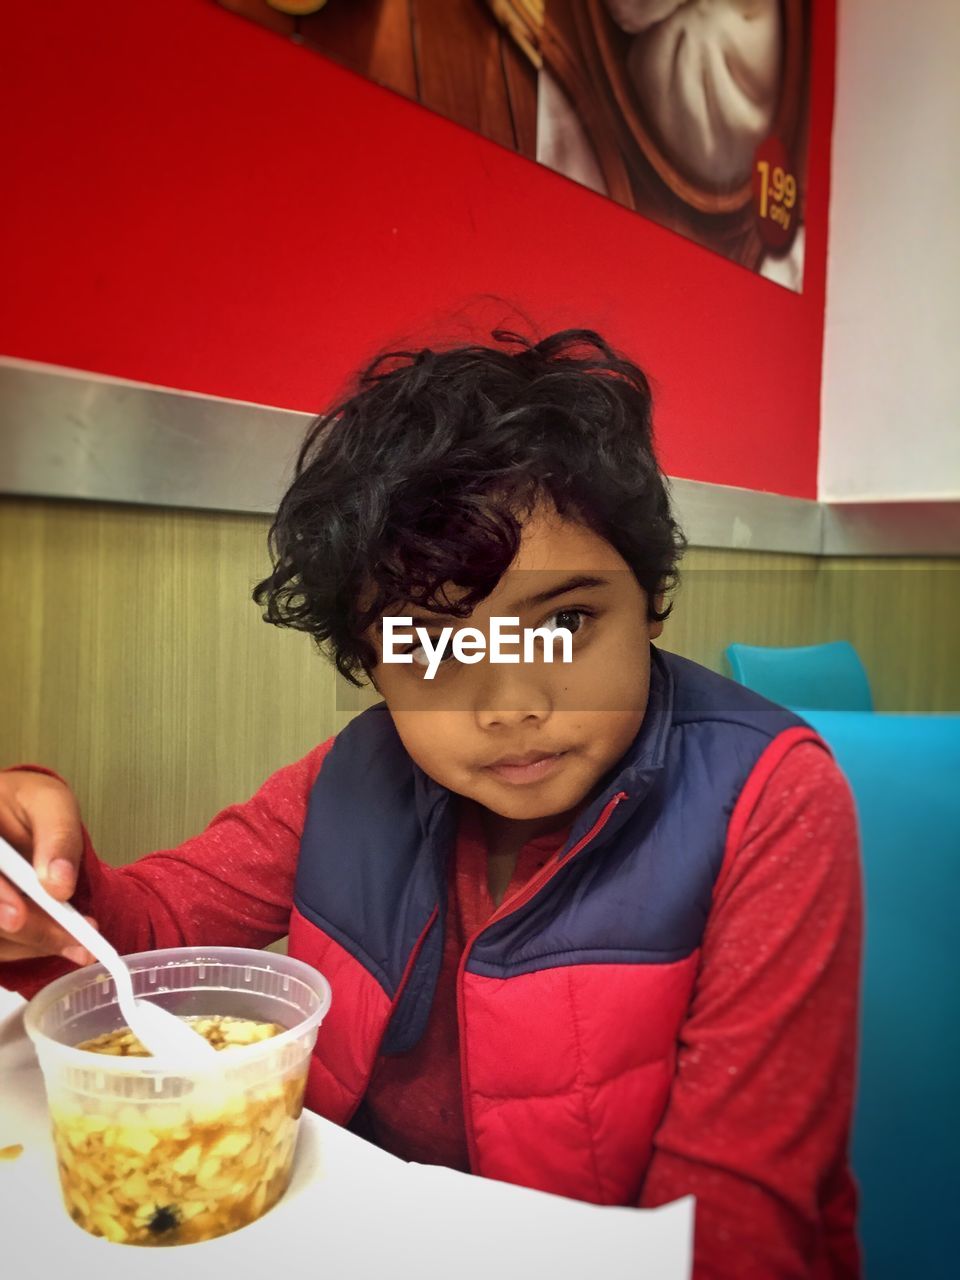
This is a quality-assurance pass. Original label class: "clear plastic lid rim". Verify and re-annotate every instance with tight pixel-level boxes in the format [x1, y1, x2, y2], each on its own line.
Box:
[23, 945, 333, 1076]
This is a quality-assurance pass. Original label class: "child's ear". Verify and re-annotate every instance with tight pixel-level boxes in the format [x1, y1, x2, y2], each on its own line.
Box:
[649, 590, 666, 640]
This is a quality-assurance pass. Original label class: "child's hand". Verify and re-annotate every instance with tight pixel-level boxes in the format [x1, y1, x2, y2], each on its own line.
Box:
[0, 771, 95, 965]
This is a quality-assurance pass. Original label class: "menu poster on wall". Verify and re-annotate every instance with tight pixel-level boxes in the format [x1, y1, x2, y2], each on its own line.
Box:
[224, 1, 812, 292]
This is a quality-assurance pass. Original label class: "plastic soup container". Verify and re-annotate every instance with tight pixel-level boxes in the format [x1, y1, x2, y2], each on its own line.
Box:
[24, 946, 332, 1246]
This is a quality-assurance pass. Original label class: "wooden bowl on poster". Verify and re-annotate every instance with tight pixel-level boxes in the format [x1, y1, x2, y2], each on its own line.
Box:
[579, 0, 805, 215]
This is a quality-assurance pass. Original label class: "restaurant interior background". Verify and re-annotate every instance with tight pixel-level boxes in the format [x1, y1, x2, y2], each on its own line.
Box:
[1, 0, 957, 860]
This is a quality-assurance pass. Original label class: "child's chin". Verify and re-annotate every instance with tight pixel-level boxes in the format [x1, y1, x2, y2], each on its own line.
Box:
[478, 770, 589, 817]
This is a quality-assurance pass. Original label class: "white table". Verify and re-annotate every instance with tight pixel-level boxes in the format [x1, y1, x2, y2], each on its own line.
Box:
[0, 989, 693, 1280]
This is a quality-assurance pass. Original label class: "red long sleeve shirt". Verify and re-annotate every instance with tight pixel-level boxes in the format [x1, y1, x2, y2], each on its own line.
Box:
[2, 738, 862, 1277]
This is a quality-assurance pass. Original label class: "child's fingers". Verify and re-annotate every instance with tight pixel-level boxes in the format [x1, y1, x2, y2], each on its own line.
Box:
[0, 880, 95, 960]
[0, 934, 93, 965]
[0, 896, 75, 954]
[0, 935, 42, 963]
[7, 774, 84, 901]
[0, 872, 30, 933]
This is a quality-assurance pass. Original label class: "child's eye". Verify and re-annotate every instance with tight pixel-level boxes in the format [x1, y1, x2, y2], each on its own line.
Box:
[404, 609, 595, 669]
[409, 639, 452, 668]
[542, 608, 591, 636]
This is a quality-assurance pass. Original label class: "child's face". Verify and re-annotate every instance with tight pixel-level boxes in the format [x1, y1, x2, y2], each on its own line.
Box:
[367, 503, 663, 826]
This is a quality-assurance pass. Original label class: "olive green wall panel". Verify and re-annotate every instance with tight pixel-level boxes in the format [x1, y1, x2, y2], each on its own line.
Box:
[1, 500, 956, 866]
[0, 499, 378, 865]
[668, 549, 960, 713]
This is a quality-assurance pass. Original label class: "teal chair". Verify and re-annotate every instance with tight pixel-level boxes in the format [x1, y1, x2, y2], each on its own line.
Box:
[798, 709, 960, 1280]
[725, 642, 874, 711]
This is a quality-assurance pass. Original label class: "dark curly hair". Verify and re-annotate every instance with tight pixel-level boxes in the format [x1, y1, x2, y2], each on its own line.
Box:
[253, 328, 686, 687]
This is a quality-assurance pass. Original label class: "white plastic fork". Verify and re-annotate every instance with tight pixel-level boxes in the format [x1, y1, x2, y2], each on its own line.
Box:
[0, 834, 217, 1065]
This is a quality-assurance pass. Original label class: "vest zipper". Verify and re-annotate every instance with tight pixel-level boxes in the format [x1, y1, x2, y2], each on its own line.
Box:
[455, 789, 629, 1172]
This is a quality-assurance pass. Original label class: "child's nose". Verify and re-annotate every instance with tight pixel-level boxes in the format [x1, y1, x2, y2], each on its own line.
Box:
[472, 665, 553, 729]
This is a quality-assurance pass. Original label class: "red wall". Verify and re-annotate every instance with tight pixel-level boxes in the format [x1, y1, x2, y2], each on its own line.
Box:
[0, 0, 835, 498]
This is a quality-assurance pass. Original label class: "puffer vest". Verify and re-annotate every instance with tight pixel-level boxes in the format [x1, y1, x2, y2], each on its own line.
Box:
[288, 647, 817, 1204]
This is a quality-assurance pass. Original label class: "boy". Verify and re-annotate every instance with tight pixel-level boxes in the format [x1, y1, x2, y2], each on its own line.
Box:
[0, 330, 861, 1277]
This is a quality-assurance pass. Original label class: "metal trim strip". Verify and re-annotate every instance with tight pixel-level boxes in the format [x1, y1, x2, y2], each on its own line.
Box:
[667, 477, 822, 556]
[821, 501, 960, 557]
[1, 360, 957, 556]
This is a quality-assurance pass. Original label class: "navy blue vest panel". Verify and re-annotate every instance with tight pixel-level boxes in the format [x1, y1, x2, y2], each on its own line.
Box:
[468, 652, 806, 977]
[294, 708, 450, 994]
[294, 648, 805, 1051]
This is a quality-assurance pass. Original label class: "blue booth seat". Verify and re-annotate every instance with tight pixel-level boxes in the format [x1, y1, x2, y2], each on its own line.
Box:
[726, 641, 874, 711]
[796, 709, 960, 1280]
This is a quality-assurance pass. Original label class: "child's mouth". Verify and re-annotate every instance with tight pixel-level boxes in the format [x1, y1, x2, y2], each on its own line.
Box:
[485, 752, 568, 785]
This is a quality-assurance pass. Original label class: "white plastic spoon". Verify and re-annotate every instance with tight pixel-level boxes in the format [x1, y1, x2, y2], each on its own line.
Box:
[0, 834, 217, 1065]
